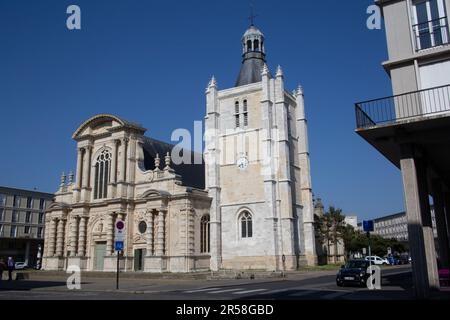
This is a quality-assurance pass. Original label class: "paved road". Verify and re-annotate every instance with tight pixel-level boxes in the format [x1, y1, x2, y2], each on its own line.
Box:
[0, 266, 437, 300]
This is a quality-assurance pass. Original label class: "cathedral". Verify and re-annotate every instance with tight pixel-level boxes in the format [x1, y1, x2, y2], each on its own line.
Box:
[42, 23, 317, 272]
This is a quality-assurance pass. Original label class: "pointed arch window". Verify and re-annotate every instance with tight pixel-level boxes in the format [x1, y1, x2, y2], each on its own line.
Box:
[200, 215, 210, 253]
[94, 149, 111, 199]
[240, 211, 253, 238]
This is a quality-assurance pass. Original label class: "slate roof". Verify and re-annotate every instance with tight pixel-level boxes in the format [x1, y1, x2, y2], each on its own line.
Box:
[235, 55, 266, 87]
[141, 137, 205, 190]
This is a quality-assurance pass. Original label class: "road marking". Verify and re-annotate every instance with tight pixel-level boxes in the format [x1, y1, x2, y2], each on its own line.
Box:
[256, 288, 293, 295]
[321, 291, 349, 300]
[184, 288, 221, 293]
[289, 290, 317, 297]
[209, 288, 243, 294]
[232, 289, 267, 295]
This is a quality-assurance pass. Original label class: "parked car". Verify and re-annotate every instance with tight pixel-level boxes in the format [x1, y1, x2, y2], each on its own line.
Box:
[14, 262, 28, 270]
[365, 255, 389, 265]
[336, 260, 371, 287]
[397, 256, 410, 265]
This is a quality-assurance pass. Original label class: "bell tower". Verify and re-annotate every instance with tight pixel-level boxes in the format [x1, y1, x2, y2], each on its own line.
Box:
[205, 21, 318, 272]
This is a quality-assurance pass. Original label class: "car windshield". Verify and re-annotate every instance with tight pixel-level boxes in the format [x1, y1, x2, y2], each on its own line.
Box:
[345, 261, 368, 269]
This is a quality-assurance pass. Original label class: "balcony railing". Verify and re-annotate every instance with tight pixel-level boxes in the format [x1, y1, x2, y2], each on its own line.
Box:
[355, 84, 450, 129]
[413, 17, 450, 51]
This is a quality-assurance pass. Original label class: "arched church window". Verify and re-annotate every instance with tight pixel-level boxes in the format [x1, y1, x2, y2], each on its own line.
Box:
[240, 211, 253, 238]
[200, 215, 210, 253]
[243, 100, 248, 127]
[254, 39, 259, 51]
[94, 149, 111, 199]
[246, 39, 252, 52]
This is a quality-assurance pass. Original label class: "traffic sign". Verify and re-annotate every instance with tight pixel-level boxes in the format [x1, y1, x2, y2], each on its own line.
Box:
[363, 220, 374, 232]
[115, 219, 125, 242]
[115, 241, 124, 251]
[116, 220, 124, 230]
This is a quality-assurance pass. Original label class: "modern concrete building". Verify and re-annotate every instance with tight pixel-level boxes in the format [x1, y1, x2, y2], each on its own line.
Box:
[357, 209, 438, 242]
[0, 186, 53, 267]
[355, 0, 450, 298]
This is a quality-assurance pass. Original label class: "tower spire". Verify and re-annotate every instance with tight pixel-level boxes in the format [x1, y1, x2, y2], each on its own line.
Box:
[249, 3, 258, 26]
[235, 14, 266, 87]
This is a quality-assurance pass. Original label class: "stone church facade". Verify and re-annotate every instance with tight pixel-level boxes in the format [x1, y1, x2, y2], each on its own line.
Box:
[42, 24, 317, 272]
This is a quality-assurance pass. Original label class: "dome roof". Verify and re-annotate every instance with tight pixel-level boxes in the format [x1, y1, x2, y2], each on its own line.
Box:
[243, 25, 264, 38]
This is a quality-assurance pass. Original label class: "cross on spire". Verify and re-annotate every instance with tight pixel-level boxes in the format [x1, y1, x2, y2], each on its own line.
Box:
[248, 3, 258, 26]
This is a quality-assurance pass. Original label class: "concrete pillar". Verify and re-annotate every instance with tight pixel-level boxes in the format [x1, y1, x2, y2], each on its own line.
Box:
[146, 211, 154, 256]
[106, 213, 115, 255]
[444, 192, 450, 251]
[431, 180, 450, 269]
[77, 216, 87, 256]
[55, 218, 66, 257]
[400, 144, 439, 298]
[156, 210, 165, 256]
[24, 241, 30, 265]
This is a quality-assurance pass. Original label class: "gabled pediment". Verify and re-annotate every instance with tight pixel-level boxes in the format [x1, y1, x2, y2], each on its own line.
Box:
[72, 114, 146, 140]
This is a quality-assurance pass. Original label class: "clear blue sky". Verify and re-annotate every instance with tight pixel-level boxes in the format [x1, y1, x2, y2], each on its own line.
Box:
[0, 0, 404, 220]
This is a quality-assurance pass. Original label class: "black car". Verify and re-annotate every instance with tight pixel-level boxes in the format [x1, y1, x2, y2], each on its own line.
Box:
[336, 260, 371, 287]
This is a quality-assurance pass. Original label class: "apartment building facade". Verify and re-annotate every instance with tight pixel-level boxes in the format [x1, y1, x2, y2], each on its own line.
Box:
[355, 0, 450, 298]
[0, 186, 53, 267]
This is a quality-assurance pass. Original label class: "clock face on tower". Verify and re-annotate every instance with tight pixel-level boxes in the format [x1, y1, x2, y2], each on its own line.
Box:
[237, 157, 249, 171]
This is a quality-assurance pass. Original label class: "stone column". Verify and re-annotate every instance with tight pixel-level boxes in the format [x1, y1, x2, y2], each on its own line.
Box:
[156, 210, 165, 256]
[106, 213, 115, 255]
[55, 218, 66, 257]
[119, 138, 128, 183]
[48, 218, 57, 257]
[69, 216, 79, 257]
[82, 146, 92, 189]
[77, 216, 87, 256]
[111, 140, 119, 184]
[400, 144, 439, 298]
[431, 179, 450, 269]
[75, 148, 83, 189]
[146, 211, 154, 256]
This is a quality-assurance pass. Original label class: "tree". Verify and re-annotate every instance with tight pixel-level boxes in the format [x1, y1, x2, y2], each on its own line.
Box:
[315, 206, 346, 264]
[341, 224, 356, 261]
